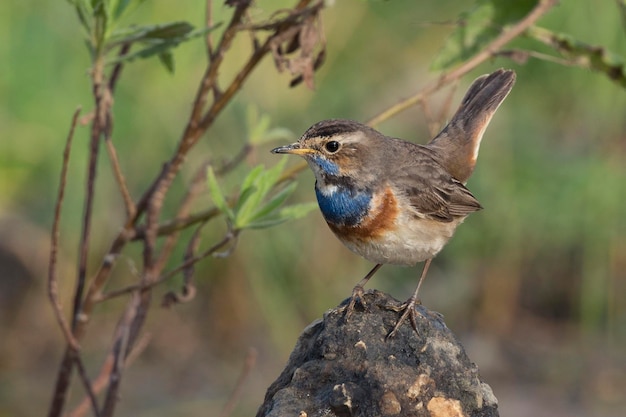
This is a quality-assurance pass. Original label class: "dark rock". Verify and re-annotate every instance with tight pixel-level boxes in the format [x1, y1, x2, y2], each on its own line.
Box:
[256, 290, 498, 417]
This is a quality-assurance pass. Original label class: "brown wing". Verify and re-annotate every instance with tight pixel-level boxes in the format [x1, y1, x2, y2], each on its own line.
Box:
[389, 144, 482, 222]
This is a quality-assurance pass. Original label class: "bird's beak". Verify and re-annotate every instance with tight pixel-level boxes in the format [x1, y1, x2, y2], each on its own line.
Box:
[271, 143, 314, 156]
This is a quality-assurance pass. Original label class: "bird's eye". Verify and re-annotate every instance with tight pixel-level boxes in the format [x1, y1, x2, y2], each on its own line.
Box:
[324, 140, 340, 153]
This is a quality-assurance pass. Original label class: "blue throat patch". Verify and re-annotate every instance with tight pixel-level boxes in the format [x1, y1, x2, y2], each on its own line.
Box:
[315, 184, 372, 226]
[310, 155, 340, 175]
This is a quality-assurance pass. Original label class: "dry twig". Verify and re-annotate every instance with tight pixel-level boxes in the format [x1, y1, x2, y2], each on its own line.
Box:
[48, 107, 81, 351]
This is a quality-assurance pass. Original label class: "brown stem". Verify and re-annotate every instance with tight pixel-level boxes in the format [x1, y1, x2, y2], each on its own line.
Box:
[48, 55, 111, 417]
[104, 139, 136, 218]
[100, 293, 139, 417]
[215, 143, 252, 176]
[73, 56, 108, 329]
[108, 43, 131, 93]
[48, 107, 81, 351]
[68, 334, 150, 417]
[96, 231, 238, 303]
[132, 205, 221, 241]
[152, 160, 211, 274]
[206, 0, 215, 58]
[161, 222, 205, 307]
[74, 355, 101, 417]
[47, 349, 78, 417]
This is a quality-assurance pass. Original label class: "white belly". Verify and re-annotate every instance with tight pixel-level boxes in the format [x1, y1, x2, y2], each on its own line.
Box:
[338, 216, 466, 266]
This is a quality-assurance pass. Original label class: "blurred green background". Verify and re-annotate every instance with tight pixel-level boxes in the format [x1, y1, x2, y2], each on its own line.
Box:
[1, 1, 625, 416]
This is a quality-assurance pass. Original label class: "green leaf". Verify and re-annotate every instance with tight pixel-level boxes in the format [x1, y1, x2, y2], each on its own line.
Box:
[245, 105, 259, 131]
[106, 23, 219, 66]
[108, 22, 195, 47]
[91, 0, 108, 48]
[209, 159, 314, 231]
[248, 181, 297, 223]
[249, 113, 272, 144]
[264, 156, 289, 185]
[279, 202, 319, 220]
[240, 165, 265, 194]
[207, 166, 234, 221]
[67, 0, 93, 32]
[234, 161, 286, 228]
[145, 21, 194, 39]
[233, 184, 259, 221]
[245, 203, 318, 230]
[527, 26, 626, 88]
[117, 40, 179, 62]
[110, 0, 148, 21]
[158, 51, 175, 73]
[245, 105, 295, 145]
[233, 165, 267, 228]
[431, 0, 538, 71]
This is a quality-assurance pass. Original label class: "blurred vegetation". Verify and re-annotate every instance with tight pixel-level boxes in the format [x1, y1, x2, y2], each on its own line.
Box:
[1, 0, 625, 417]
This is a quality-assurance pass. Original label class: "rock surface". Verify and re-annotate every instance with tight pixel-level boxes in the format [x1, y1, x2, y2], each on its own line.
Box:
[256, 290, 498, 417]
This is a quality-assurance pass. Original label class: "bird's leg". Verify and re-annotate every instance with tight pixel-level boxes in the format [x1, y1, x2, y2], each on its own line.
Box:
[343, 263, 383, 320]
[387, 258, 432, 339]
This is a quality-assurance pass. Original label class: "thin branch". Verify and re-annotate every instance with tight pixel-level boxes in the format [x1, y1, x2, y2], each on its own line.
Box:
[73, 56, 109, 330]
[104, 44, 135, 218]
[50, 58, 112, 417]
[215, 143, 252, 176]
[206, 0, 215, 59]
[131, 144, 251, 242]
[152, 160, 211, 274]
[132, 206, 221, 241]
[105, 139, 136, 218]
[219, 348, 258, 417]
[96, 231, 238, 303]
[276, 160, 308, 183]
[73, 355, 101, 417]
[108, 43, 131, 93]
[68, 333, 150, 417]
[495, 47, 589, 67]
[161, 223, 205, 307]
[48, 349, 77, 417]
[48, 107, 81, 350]
[69, 355, 113, 417]
[366, 0, 559, 127]
[100, 292, 139, 417]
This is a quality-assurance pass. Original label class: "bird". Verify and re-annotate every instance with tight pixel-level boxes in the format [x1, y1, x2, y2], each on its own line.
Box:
[271, 68, 516, 337]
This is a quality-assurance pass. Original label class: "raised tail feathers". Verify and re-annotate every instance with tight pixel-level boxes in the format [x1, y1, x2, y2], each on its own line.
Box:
[427, 69, 516, 183]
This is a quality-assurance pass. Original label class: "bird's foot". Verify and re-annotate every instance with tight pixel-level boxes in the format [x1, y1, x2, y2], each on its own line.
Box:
[385, 295, 421, 339]
[341, 284, 366, 321]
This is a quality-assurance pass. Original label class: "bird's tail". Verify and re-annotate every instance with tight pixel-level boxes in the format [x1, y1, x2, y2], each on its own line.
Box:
[427, 69, 516, 184]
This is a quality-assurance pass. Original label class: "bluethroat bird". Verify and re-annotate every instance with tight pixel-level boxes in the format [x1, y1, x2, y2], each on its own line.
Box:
[272, 69, 516, 337]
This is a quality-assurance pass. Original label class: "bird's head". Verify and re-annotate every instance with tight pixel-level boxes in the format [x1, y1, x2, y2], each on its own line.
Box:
[271, 119, 384, 183]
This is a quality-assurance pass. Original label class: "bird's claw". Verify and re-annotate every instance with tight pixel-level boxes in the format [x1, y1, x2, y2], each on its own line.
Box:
[341, 284, 366, 321]
[386, 296, 421, 339]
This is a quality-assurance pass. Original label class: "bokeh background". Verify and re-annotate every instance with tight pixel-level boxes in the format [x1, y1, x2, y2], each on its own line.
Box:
[1, 1, 625, 416]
